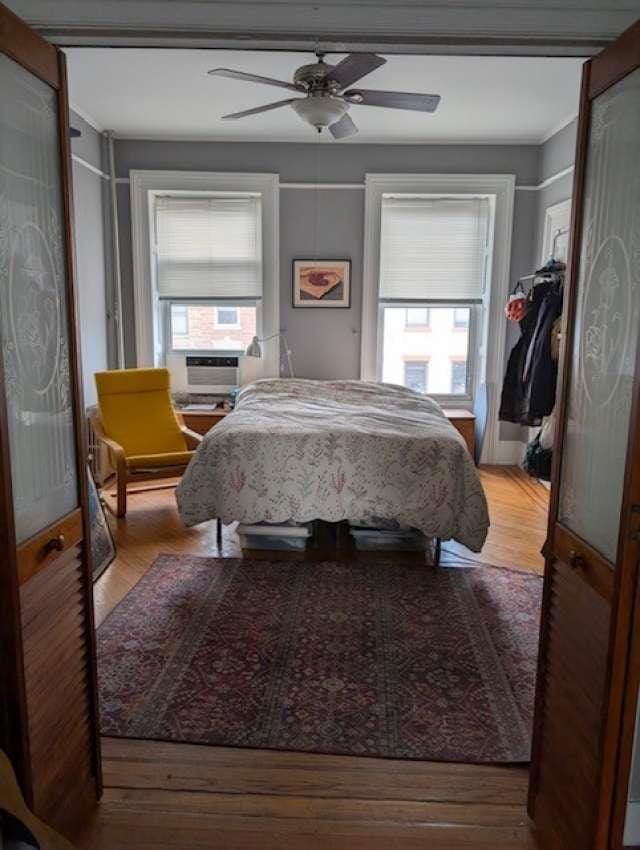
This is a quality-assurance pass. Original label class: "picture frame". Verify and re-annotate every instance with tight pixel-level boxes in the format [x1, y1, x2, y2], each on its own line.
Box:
[87, 465, 116, 582]
[292, 259, 351, 308]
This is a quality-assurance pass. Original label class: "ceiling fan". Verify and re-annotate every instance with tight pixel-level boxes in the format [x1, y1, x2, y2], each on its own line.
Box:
[207, 52, 441, 139]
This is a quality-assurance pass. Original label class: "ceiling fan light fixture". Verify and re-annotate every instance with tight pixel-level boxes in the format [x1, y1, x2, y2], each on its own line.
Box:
[291, 95, 348, 130]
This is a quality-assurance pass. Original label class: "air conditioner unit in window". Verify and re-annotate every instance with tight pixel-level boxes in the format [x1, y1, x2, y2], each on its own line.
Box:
[167, 352, 239, 395]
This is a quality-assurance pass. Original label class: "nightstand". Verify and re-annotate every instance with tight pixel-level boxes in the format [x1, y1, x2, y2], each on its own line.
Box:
[178, 406, 229, 436]
[442, 409, 476, 459]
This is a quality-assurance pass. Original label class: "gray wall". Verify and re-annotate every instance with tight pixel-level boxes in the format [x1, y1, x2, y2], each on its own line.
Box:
[114, 139, 540, 378]
[70, 111, 110, 405]
[535, 118, 578, 264]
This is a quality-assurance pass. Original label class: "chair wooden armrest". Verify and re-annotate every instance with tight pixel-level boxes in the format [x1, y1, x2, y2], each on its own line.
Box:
[90, 414, 128, 516]
[90, 414, 126, 466]
[174, 413, 203, 449]
[180, 426, 203, 450]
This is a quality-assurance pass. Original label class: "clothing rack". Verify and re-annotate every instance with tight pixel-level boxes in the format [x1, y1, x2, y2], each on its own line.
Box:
[517, 271, 558, 284]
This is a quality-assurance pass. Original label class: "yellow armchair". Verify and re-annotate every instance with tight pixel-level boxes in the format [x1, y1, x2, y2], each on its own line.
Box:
[92, 368, 203, 519]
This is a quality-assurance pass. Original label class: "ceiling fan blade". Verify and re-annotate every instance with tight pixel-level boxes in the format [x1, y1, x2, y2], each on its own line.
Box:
[329, 112, 358, 140]
[208, 68, 304, 93]
[221, 98, 301, 120]
[327, 53, 386, 90]
[345, 89, 441, 112]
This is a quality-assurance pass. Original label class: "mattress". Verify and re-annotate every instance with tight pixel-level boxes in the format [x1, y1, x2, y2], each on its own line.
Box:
[176, 378, 489, 551]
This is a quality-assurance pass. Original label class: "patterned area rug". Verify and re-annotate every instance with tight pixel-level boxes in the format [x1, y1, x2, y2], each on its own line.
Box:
[97, 556, 542, 763]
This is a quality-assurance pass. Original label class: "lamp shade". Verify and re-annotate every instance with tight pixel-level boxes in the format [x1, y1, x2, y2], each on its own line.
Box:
[245, 336, 262, 358]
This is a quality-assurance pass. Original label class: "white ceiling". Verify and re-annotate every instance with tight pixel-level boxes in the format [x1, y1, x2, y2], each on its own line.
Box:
[65, 49, 584, 145]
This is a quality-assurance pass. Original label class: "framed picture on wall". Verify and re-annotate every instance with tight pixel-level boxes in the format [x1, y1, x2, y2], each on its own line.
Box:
[541, 198, 572, 264]
[292, 259, 351, 308]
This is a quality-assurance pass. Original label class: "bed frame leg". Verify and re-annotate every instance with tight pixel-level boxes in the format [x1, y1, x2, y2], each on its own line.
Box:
[433, 538, 441, 567]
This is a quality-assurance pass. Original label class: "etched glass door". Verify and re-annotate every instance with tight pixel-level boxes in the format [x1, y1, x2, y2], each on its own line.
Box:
[0, 9, 101, 823]
[557, 67, 640, 564]
[529, 28, 640, 850]
[0, 52, 78, 543]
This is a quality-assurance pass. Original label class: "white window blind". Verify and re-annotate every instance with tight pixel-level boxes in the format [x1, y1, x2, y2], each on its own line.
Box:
[155, 195, 262, 300]
[379, 196, 490, 301]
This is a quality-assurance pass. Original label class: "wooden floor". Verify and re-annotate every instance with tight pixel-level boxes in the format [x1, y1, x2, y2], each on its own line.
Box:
[80, 466, 548, 850]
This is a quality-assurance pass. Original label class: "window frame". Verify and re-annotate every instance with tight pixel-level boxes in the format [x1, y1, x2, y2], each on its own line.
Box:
[362, 173, 515, 460]
[450, 357, 469, 396]
[130, 170, 279, 376]
[378, 300, 480, 406]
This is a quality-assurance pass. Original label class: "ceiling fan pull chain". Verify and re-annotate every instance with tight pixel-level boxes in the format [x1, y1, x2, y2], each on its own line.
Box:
[314, 136, 320, 262]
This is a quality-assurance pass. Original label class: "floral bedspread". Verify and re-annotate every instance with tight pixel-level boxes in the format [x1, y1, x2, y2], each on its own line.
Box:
[176, 379, 490, 551]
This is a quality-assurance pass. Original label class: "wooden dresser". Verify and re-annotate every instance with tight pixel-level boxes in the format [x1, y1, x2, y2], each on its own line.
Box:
[179, 407, 229, 436]
[443, 409, 476, 459]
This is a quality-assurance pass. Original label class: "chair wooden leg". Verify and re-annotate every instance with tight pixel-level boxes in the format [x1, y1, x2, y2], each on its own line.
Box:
[116, 469, 127, 518]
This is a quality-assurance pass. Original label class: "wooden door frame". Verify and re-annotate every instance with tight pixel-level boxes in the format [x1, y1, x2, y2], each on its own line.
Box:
[2, 1, 638, 840]
[528, 18, 640, 850]
[0, 0, 102, 802]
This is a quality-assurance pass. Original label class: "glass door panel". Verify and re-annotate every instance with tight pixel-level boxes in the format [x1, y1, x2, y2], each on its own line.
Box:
[558, 66, 640, 563]
[0, 53, 78, 543]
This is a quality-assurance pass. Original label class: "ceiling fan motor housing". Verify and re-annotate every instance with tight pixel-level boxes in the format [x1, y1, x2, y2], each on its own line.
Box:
[293, 61, 340, 93]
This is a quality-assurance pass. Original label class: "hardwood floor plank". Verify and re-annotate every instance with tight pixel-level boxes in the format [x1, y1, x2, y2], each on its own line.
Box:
[98, 787, 529, 827]
[100, 738, 529, 805]
[78, 818, 536, 850]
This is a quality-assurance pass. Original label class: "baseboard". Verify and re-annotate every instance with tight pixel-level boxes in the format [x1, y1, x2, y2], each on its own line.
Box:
[491, 440, 526, 465]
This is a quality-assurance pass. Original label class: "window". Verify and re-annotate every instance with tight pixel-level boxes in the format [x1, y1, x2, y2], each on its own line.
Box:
[171, 304, 188, 336]
[405, 307, 430, 328]
[404, 361, 429, 394]
[381, 307, 471, 395]
[168, 303, 256, 352]
[156, 194, 261, 354]
[454, 307, 469, 329]
[450, 360, 467, 394]
[215, 307, 240, 327]
[362, 174, 514, 462]
[375, 193, 490, 402]
[132, 171, 278, 372]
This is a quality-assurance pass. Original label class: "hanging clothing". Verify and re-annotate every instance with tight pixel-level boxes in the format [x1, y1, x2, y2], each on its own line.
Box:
[499, 278, 562, 426]
[521, 280, 563, 423]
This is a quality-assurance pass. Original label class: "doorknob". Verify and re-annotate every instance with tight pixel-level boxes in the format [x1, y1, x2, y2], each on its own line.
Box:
[44, 534, 65, 555]
[569, 550, 585, 569]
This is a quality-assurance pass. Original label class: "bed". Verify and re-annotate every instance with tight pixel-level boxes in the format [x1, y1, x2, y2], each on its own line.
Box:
[176, 379, 490, 552]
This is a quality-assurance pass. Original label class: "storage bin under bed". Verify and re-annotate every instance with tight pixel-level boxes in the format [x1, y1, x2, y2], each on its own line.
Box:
[237, 522, 312, 551]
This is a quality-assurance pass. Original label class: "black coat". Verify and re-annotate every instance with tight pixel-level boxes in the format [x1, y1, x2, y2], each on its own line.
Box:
[499, 280, 563, 426]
